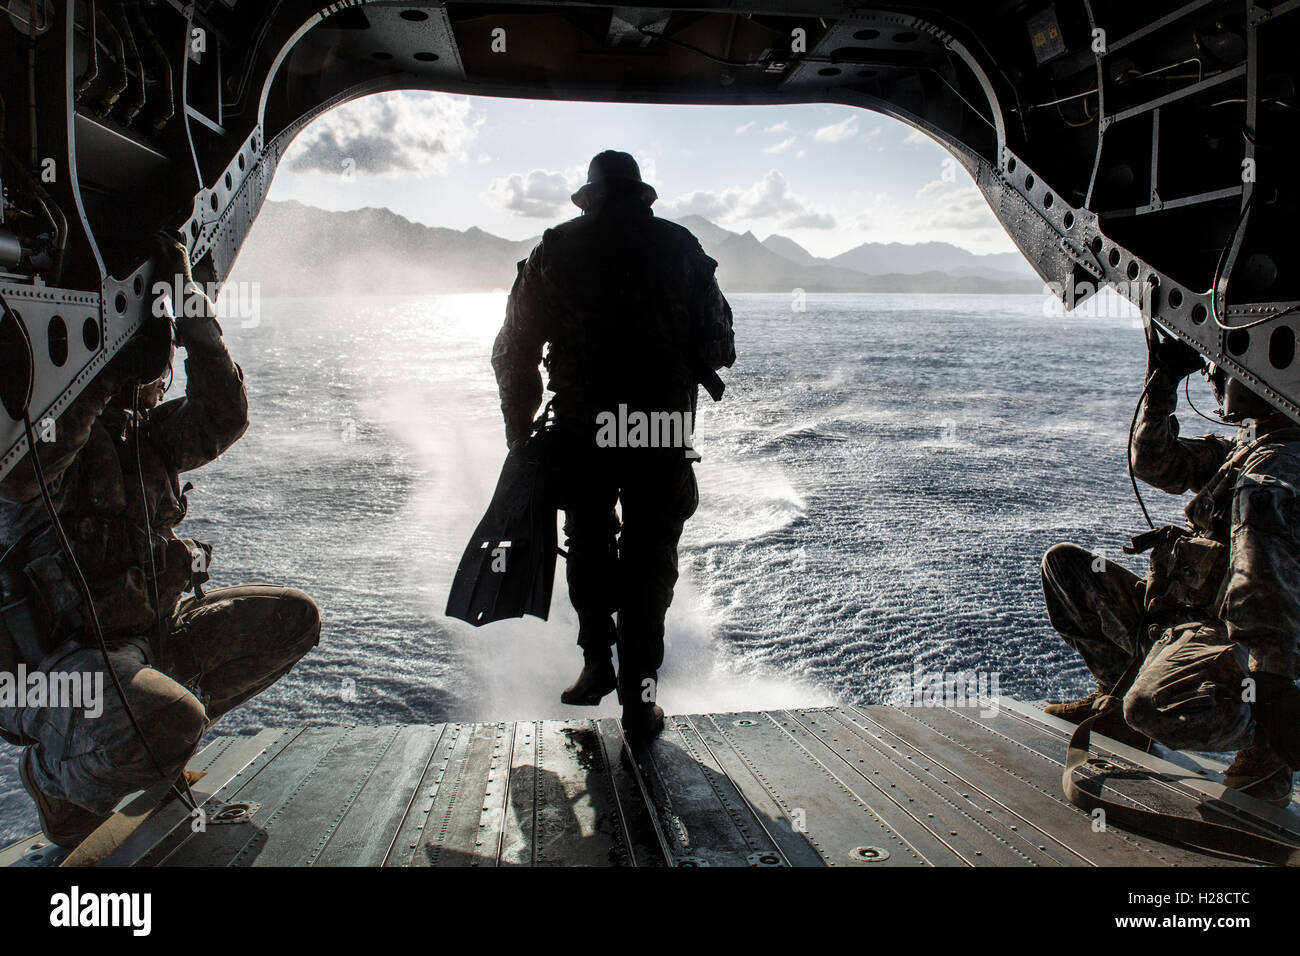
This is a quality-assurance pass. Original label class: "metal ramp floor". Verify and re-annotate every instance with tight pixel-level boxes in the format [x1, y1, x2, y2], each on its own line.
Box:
[5, 698, 1298, 866]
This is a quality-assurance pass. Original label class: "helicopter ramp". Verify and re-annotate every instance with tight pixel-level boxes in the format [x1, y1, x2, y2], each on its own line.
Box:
[3, 698, 1297, 867]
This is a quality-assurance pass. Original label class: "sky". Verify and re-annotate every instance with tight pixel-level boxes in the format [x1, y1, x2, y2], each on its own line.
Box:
[267, 91, 1021, 259]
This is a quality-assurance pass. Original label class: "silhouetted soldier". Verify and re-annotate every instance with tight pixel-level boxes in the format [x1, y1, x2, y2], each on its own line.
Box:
[492, 150, 735, 740]
[0, 240, 321, 845]
[1042, 322, 1300, 806]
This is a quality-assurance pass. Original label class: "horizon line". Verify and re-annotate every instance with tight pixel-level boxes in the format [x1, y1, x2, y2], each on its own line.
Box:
[263, 197, 1023, 263]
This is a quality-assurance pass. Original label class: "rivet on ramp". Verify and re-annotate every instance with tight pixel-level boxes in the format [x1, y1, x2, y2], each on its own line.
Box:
[850, 846, 890, 863]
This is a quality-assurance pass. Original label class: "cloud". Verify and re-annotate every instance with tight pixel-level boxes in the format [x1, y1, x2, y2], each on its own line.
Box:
[479, 152, 660, 219]
[738, 170, 804, 218]
[663, 169, 829, 226]
[764, 121, 790, 133]
[813, 116, 860, 143]
[783, 211, 837, 229]
[915, 179, 997, 230]
[735, 121, 755, 134]
[283, 92, 481, 176]
[485, 167, 582, 218]
[903, 127, 934, 146]
[636, 156, 660, 186]
[668, 190, 735, 220]
[764, 136, 797, 154]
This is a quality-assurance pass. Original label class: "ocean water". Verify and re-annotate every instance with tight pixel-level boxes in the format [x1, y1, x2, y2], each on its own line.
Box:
[0, 290, 1232, 843]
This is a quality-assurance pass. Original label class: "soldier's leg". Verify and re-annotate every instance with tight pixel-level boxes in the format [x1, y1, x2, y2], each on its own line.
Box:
[551, 430, 620, 650]
[1123, 620, 1254, 752]
[615, 456, 699, 707]
[1041, 542, 1147, 687]
[562, 504, 620, 652]
[556, 458, 620, 705]
[164, 585, 320, 723]
[10, 643, 207, 817]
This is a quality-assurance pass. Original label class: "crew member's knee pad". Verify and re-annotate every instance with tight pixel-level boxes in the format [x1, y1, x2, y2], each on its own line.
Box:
[1122, 627, 1254, 752]
[1123, 682, 1253, 752]
[277, 588, 322, 653]
[147, 692, 208, 772]
[1120, 684, 1159, 739]
[1041, 542, 1089, 583]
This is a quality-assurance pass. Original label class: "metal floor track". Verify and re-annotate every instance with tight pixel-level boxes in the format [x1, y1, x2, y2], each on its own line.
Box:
[5, 699, 1298, 867]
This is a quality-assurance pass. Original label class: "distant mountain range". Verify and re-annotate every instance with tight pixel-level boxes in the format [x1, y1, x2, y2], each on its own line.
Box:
[230, 200, 1040, 296]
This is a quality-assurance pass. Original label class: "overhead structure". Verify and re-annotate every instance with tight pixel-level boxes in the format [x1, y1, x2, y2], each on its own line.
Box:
[1, 0, 1299, 474]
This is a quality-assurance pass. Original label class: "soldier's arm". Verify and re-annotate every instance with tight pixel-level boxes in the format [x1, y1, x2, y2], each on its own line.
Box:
[699, 270, 736, 372]
[683, 237, 735, 373]
[1130, 378, 1231, 494]
[149, 289, 249, 473]
[0, 352, 135, 504]
[1131, 322, 1228, 494]
[1221, 450, 1300, 679]
[491, 243, 550, 447]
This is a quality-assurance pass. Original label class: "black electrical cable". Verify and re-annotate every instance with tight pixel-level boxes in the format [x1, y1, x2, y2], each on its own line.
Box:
[26, 0, 39, 169]
[635, 24, 763, 67]
[1222, 299, 1300, 329]
[1184, 373, 1229, 425]
[20, 410, 197, 813]
[131, 383, 201, 812]
[1, 290, 197, 813]
[1209, 180, 1300, 331]
[634, 23, 998, 131]
[1128, 372, 1158, 530]
[223, 0, 289, 115]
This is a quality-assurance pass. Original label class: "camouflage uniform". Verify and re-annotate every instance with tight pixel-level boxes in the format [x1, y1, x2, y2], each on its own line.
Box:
[491, 180, 734, 678]
[0, 308, 319, 816]
[1042, 373, 1300, 751]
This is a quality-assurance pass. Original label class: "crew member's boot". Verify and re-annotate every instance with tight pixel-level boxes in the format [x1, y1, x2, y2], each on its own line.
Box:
[560, 648, 617, 706]
[562, 614, 618, 706]
[617, 665, 664, 742]
[1224, 745, 1295, 808]
[19, 749, 109, 848]
[1043, 684, 1108, 721]
[1044, 682, 1152, 751]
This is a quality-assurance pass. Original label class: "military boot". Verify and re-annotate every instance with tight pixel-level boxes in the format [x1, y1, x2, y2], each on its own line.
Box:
[19, 749, 109, 848]
[1044, 684, 1108, 721]
[617, 666, 664, 743]
[1045, 683, 1152, 751]
[560, 649, 617, 706]
[1224, 745, 1295, 808]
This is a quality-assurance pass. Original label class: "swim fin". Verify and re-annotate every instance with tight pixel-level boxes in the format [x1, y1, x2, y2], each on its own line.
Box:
[445, 430, 559, 626]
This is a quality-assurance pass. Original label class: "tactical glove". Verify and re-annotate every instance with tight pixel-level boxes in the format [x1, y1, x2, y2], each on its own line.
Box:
[505, 421, 530, 451]
[1144, 321, 1204, 386]
[154, 233, 225, 353]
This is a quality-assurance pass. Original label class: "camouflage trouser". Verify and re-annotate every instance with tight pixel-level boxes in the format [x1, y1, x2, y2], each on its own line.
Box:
[1041, 543, 1253, 752]
[554, 437, 699, 676]
[0, 584, 320, 816]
